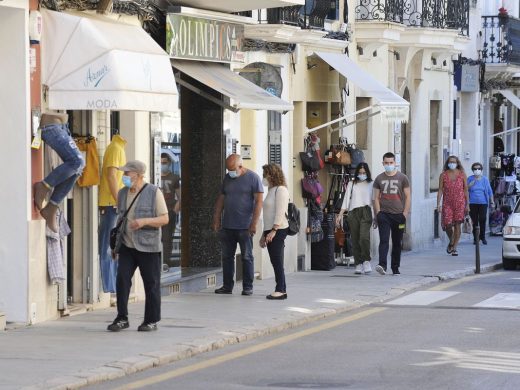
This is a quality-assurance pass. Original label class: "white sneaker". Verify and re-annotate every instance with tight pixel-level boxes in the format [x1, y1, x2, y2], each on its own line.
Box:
[375, 265, 386, 275]
[355, 264, 364, 274]
[363, 261, 372, 274]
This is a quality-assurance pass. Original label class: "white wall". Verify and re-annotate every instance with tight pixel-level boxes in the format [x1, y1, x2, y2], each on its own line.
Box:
[0, 4, 30, 322]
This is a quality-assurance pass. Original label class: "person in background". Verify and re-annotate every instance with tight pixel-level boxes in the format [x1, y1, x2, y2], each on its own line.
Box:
[107, 160, 168, 332]
[212, 154, 263, 296]
[259, 164, 290, 300]
[467, 162, 494, 245]
[336, 162, 374, 275]
[98, 133, 126, 293]
[160, 153, 181, 269]
[373, 152, 411, 275]
[437, 155, 469, 256]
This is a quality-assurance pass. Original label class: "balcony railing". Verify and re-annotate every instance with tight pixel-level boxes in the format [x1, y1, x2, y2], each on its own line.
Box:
[258, 0, 335, 30]
[481, 15, 520, 66]
[354, 0, 469, 36]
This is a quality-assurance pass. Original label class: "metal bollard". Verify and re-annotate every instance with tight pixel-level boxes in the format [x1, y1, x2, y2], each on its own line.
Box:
[474, 225, 480, 274]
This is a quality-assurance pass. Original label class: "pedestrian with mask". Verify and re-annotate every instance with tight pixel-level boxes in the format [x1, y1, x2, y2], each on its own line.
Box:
[437, 155, 469, 256]
[212, 154, 263, 296]
[336, 162, 374, 275]
[259, 164, 290, 300]
[107, 160, 169, 332]
[467, 162, 494, 245]
[373, 152, 411, 275]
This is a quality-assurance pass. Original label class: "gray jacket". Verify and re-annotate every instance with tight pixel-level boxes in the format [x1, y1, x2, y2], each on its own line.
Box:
[116, 184, 162, 253]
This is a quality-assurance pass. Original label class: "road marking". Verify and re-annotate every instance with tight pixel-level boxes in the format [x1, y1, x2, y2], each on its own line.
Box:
[473, 293, 520, 309]
[429, 272, 501, 291]
[113, 307, 386, 389]
[315, 298, 348, 304]
[386, 291, 460, 306]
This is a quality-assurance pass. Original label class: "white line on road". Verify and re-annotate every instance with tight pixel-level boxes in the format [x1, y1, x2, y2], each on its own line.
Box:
[473, 293, 520, 309]
[386, 291, 460, 306]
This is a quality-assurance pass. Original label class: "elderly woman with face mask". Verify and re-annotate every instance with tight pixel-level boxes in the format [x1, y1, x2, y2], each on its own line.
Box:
[467, 162, 494, 245]
[437, 156, 470, 256]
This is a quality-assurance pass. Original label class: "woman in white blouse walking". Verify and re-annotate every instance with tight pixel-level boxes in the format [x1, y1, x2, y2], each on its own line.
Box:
[260, 164, 290, 300]
[336, 162, 375, 275]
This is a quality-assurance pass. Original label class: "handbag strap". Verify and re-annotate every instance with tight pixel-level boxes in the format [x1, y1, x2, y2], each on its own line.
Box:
[118, 183, 148, 225]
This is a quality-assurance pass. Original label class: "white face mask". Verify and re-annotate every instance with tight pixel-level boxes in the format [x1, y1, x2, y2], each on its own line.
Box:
[262, 178, 269, 186]
[473, 169, 482, 176]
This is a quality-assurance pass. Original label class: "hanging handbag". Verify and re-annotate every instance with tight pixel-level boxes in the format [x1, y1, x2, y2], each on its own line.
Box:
[348, 146, 365, 168]
[334, 227, 346, 247]
[301, 176, 323, 199]
[110, 184, 148, 252]
[300, 150, 321, 172]
[462, 215, 473, 234]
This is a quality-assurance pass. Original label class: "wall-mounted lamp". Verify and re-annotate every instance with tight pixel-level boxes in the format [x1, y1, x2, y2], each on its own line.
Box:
[307, 63, 317, 70]
[389, 50, 400, 60]
[431, 57, 437, 65]
[372, 50, 377, 57]
[357, 45, 363, 55]
[443, 60, 447, 66]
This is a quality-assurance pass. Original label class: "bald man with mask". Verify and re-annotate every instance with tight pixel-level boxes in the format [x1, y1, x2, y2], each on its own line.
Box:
[212, 154, 263, 296]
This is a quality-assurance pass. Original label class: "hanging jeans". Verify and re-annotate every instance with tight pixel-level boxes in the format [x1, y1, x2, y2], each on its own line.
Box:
[219, 229, 254, 291]
[265, 228, 288, 293]
[99, 206, 118, 293]
[377, 211, 406, 272]
[41, 123, 85, 205]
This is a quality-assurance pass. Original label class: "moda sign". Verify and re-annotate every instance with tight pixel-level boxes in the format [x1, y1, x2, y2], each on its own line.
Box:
[166, 14, 244, 63]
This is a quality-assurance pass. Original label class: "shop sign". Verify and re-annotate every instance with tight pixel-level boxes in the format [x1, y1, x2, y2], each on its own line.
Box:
[456, 64, 480, 92]
[166, 14, 244, 63]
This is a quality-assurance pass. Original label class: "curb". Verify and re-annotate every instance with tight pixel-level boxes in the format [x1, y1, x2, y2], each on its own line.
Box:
[24, 261, 503, 390]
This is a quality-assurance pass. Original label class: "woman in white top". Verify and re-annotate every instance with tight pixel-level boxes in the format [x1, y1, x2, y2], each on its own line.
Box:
[336, 162, 374, 275]
[259, 164, 290, 300]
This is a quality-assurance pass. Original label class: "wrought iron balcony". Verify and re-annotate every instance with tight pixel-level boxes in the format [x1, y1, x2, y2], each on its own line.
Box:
[481, 15, 520, 66]
[355, 0, 469, 36]
[260, 0, 335, 30]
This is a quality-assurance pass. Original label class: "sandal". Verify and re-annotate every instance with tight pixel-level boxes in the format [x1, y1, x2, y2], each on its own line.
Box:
[451, 250, 458, 256]
[446, 244, 453, 254]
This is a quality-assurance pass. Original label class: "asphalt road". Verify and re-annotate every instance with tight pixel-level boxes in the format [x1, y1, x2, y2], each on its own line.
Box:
[89, 271, 520, 390]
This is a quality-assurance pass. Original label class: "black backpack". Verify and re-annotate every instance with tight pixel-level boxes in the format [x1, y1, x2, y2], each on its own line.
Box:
[286, 202, 300, 236]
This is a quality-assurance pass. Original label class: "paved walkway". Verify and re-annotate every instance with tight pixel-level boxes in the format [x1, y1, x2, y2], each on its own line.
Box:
[1, 236, 504, 390]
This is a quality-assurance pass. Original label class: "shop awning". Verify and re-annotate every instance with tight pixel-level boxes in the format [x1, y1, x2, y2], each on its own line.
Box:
[42, 10, 177, 112]
[315, 52, 409, 123]
[499, 89, 520, 111]
[171, 60, 294, 112]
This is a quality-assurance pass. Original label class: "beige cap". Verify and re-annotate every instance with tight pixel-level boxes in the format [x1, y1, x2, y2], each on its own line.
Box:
[118, 160, 146, 174]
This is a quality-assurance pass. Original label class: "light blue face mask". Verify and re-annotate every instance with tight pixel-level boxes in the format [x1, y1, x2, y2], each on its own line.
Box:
[384, 164, 395, 173]
[448, 162, 457, 170]
[228, 170, 238, 179]
[161, 164, 171, 174]
[122, 175, 132, 188]
[357, 174, 367, 181]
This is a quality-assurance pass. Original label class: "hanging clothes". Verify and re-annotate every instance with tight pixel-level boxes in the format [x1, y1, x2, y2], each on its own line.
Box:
[46, 209, 71, 284]
[75, 135, 100, 187]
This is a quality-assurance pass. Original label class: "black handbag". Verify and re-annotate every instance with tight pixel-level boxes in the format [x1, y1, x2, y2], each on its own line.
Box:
[110, 184, 148, 251]
[299, 151, 321, 172]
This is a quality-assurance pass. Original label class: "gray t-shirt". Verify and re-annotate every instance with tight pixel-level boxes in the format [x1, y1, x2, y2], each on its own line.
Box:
[373, 171, 410, 214]
[221, 170, 263, 229]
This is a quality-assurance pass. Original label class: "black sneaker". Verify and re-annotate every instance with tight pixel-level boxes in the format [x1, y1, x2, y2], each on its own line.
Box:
[241, 289, 253, 296]
[214, 286, 232, 294]
[107, 317, 129, 332]
[392, 269, 401, 275]
[137, 322, 158, 332]
[481, 238, 488, 245]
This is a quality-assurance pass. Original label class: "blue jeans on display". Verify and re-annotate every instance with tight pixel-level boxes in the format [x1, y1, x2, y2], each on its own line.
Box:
[264, 228, 288, 293]
[41, 123, 85, 205]
[99, 206, 118, 293]
[220, 229, 254, 291]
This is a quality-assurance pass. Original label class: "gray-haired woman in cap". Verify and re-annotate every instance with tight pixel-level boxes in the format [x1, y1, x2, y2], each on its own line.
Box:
[107, 160, 169, 332]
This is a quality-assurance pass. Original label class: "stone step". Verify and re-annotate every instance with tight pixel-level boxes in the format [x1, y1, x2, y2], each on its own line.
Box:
[160, 267, 222, 296]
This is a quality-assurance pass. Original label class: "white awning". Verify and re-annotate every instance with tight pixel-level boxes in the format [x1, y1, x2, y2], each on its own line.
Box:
[499, 89, 520, 111]
[172, 60, 294, 112]
[172, 1, 304, 13]
[42, 10, 177, 112]
[315, 52, 409, 123]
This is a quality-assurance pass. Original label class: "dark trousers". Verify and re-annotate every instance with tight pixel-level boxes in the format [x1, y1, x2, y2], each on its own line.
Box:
[264, 228, 288, 293]
[116, 245, 161, 324]
[469, 203, 488, 240]
[346, 206, 372, 265]
[377, 212, 406, 271]
[220, 229, 254, 291]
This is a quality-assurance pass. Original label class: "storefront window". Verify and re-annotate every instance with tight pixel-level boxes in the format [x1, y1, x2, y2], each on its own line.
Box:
[152, 110, 182, 273]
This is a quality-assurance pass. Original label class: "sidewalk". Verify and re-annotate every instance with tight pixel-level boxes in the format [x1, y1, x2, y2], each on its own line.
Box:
[1, 236, 503, 390]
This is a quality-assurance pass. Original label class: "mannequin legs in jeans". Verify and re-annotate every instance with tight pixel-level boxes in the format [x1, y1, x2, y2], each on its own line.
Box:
[34, 122, 85, 232]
